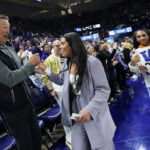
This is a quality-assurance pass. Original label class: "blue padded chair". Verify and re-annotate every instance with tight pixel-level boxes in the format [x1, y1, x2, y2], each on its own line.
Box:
[0, 135, 15, 150]
[38, 119, 44, 128]
[28, 75, 61, 144]
[0, 120, 46, 150]
[37, 96, 61, 145]
[0, 116, 15, 150]
[0, 116, 5, 136]
[30, 85, 61, 145]
[38, 107, 61, 145]
[38, 119, 50, 150]
[38, 106, 61, 121]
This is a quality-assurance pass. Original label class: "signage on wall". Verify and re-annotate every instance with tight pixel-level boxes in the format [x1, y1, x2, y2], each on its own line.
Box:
[75, 24, 101, 32]
[80, 33, 99, 40]
[109, 27, 132, 36]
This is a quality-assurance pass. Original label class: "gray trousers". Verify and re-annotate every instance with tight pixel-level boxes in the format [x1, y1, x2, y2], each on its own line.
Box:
[55, 91, 72, 143]
[71, 96, 115, 150]
[72, 123, 115, 150]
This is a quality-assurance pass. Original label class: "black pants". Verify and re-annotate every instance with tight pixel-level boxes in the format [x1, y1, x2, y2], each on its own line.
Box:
[1, 103, 41, 150]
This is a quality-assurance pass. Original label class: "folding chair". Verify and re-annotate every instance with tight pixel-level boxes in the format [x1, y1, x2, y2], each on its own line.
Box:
[0, 116, 15, 150]
[31, 85, 61, 145]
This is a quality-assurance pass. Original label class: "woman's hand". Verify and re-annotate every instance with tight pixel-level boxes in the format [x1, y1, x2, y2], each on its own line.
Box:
[76, 109, 91, 123]
[34, 66, 44, 74]
[29, 53, 41, 66]
[138, 66, 148, 72]
[38, 63, 47, 72]
[112, 60, 118, 66]
[130, 54, 140, 66]
[34, 63, 47, 74]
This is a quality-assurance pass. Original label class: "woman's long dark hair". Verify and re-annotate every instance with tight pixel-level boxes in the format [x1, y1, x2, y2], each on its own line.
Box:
[63, 32, 87, 92]
[133, 28, 150, 48]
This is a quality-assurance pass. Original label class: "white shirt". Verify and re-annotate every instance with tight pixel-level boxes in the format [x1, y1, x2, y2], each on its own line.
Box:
[17, 50, 32, 65]
[69, 74, 81, 95]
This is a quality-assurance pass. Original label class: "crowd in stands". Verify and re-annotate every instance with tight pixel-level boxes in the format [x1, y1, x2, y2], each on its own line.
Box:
[6, 0, 148, 104]
[1, 0, 150, 148]
[4, 29, 134, 149]
[8, 32, 134, 105]
[9, 0, 150, 38]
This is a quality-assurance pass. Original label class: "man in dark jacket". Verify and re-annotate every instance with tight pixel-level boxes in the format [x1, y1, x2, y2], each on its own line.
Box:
[0, 14, 41, 150]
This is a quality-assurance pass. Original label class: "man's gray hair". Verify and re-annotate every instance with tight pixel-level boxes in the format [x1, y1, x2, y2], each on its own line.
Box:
[0, 14, 9, 20]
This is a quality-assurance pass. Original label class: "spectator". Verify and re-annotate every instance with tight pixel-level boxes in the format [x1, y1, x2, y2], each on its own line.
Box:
[0, 14, 41, 150]
[38, 32, 116, 150]
[129, 29, 150, 96]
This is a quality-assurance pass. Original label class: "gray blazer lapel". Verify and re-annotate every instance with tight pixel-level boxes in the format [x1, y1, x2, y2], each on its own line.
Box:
[61, 69, 73, 125]
[0, 45, 21, 68]
[10, 50, 21, 68]
[63, 69, 70, 113]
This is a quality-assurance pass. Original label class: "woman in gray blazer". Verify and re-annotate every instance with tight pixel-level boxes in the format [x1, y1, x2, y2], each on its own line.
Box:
[38, 32, 116, 150]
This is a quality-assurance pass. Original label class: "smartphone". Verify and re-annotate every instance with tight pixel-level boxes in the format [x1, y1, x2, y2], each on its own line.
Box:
[70, 113, 80, 120]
